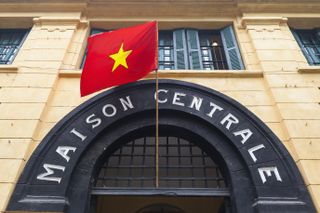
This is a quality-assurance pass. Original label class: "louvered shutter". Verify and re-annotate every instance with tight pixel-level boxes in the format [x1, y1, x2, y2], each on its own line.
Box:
[292, 30, 316, 65]
[173, 29, 188, 69]
[312, 29, 320, 64]
[316, 29, 320, 64]
[186, 29, 203, 70]
[220, 26, 244, 70]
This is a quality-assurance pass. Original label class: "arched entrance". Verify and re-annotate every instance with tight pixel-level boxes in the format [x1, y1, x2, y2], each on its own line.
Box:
[7, 80, 315, 213]
[89, 126, 230, 213]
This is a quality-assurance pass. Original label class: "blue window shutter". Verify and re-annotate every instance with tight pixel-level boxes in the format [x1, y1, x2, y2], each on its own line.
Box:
[186, 29, 203, 70]
[220, 25, 244, 70]
[317, 29, 320, 63]
[311, 29, 320, 64]
[173, 29, 188, 69]
[292, 30, 314, 64]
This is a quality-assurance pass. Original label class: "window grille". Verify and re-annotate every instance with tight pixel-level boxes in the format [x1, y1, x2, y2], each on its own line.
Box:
[199, 31, 228, 70]
[158, 31, 175, 70]
[292, 29, 320, 65]
[94, 136, 226, 189]
[0, 29, 28, 64]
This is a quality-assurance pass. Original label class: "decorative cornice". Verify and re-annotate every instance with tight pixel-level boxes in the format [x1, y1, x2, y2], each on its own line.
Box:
[33, 17, 88, 30]
[239, 16, 288, 29]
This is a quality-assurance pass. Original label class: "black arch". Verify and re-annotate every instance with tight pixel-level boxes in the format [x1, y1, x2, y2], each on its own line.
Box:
[7, 79, 315, 213]
[68, 110, 249, 213]
[91, 123, 228, 190]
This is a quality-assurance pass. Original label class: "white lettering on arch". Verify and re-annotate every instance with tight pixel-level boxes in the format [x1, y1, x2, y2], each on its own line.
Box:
[56, 146, 77, 162]
[258, 167, 282, 184]
[172, 92, 186, 106]
[119, 96, 134, 111]
[86, 114, 102, 129]
[102, 104, 117, 117]
[189, 96, 203, 111]
[70, 128, 87, 142]
[155, 89, 168, 103]
[248, 144, 265, 162]
[36, 164, 65, 183]
[233, 129, 253, 144]
[220, 113, 239, 130]
[206, 102, 224, 118]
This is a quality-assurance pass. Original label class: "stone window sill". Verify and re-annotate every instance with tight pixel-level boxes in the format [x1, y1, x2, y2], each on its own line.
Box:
[0, 65, 19, 73]
[59, 69, 263, 78]
[298, 66, 320, 74]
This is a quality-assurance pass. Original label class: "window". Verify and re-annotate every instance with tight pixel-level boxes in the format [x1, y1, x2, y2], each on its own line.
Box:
[292, 29, 320, 65]
[82, 25, 244, 70]
[0, 29, 28, 64]
[94, 136, 226, 189]
[159, 27, 244, 70]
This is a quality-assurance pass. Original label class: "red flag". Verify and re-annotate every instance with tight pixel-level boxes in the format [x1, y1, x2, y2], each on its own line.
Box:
[80, 21, 158, 97]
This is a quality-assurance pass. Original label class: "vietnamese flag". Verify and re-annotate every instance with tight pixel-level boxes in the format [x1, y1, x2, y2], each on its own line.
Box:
[80, 21, 158, 97]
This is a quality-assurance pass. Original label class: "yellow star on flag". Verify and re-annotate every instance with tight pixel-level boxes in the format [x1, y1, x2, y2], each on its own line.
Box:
[109, 43, 132, 72]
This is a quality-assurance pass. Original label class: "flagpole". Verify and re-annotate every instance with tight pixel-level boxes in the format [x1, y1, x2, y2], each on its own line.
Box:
[155, 68, 159, 188]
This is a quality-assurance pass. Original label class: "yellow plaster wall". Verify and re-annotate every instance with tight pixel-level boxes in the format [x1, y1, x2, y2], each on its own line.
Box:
[0, 14, 83, 213]
[242, 15, 320, 210]
[0, 6, 320, 212]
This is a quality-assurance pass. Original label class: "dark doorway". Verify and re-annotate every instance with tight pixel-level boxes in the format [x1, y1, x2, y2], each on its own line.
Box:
[94, 196, 229, 213]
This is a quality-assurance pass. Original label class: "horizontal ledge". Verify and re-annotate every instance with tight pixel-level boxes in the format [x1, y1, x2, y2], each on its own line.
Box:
[89, 18, 234, 23]
[59, 69, 81, 77]
[33, 17, 81, 23]
[91, 187, 230, 197]
[0, 65, 19, 73]
[241, 16, 288, 23]
[148, 70, 263, 78]
[298, 66, 320, 74]
[59, 69, 263, 78]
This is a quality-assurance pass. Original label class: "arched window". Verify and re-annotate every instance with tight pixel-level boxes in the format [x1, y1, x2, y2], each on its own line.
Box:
[90, 133, 230, 213]
[93, 136, 227, 191]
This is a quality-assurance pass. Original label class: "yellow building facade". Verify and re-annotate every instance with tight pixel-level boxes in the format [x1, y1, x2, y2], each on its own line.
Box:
[0, 0, 320, 212]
